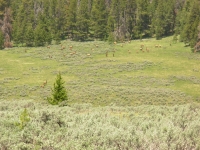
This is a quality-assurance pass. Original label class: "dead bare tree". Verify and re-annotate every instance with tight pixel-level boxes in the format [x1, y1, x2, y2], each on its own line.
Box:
[0, 8, 12, 48]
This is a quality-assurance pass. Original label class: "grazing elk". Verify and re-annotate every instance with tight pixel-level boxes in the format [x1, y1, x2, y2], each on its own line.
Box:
[61, 46, 66, 50]
[106, 51, 108, 57]
[41, 80, 47, 88]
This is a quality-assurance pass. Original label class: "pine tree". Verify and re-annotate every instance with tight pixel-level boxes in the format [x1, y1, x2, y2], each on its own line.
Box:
[24, 23, 34, 47]
[34, 23, 46, 47]
[0, 30, 4, 49]
[49, 0, 67, 42]
[178, 0, 193, 43]
[134, 0, 150, 39]
[180, 0, 200, 47]
[75, 0, 90, 41]
[66, 0, 77, 40]
[0, 0, 8, 18]
[126, 0, 137, 40]
[91, 0, 108, 40]
[47, 72, 68, 105]
[12, 0, 34, 46]
[152, 0, 165, 39]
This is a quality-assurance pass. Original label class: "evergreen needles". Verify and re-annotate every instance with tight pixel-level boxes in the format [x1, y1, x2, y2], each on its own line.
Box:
[47, 72, 68, 105]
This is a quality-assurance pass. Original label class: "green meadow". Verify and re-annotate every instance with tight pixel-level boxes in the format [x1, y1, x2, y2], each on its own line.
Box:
[0, 36, 200, 106]
[1, 37, 200, 149]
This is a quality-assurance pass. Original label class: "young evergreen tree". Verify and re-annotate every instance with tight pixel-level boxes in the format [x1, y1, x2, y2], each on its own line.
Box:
[47, 72, 68, 105]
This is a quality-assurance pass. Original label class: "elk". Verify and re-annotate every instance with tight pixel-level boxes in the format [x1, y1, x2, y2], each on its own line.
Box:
[47, 46, 50, 49]
[69, 46, 73, 50]
[61, 46, 66, 50]
[146, 48, 149, 52]
[41, 80, 47, 88]
[87, 53, 91, 56]
[155, 45, 159, 48]
[106, 51, 108, 57]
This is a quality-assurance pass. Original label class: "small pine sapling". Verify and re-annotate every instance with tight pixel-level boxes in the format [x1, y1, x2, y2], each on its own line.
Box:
[47, 72, 68, 105]
[15, 108, 30, 130]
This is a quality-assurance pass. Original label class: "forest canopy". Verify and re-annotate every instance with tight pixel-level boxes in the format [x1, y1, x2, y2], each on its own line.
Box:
[0, 0, 199, 50]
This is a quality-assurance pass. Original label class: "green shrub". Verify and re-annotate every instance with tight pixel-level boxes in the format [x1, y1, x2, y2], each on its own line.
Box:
[15, 108, 30, 130]
[47, 72, 68, 105]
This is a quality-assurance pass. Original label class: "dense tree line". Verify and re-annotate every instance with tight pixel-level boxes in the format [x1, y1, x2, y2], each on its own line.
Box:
[0, 0, 199, 51]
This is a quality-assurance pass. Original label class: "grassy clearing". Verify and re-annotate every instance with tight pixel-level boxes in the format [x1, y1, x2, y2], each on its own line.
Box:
[1, 37, 200, 149]
[0, 36, 200, 105]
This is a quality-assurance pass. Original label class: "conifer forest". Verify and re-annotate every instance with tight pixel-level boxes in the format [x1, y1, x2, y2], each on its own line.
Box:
[0, 0, 199, 49]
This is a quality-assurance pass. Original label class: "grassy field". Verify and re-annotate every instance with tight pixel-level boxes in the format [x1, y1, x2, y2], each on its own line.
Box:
[1, 37, 200, 149]
[0, 36, 200, 106]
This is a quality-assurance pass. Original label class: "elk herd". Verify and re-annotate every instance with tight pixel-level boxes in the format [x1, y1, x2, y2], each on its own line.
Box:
[41, 40, 163, 88]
